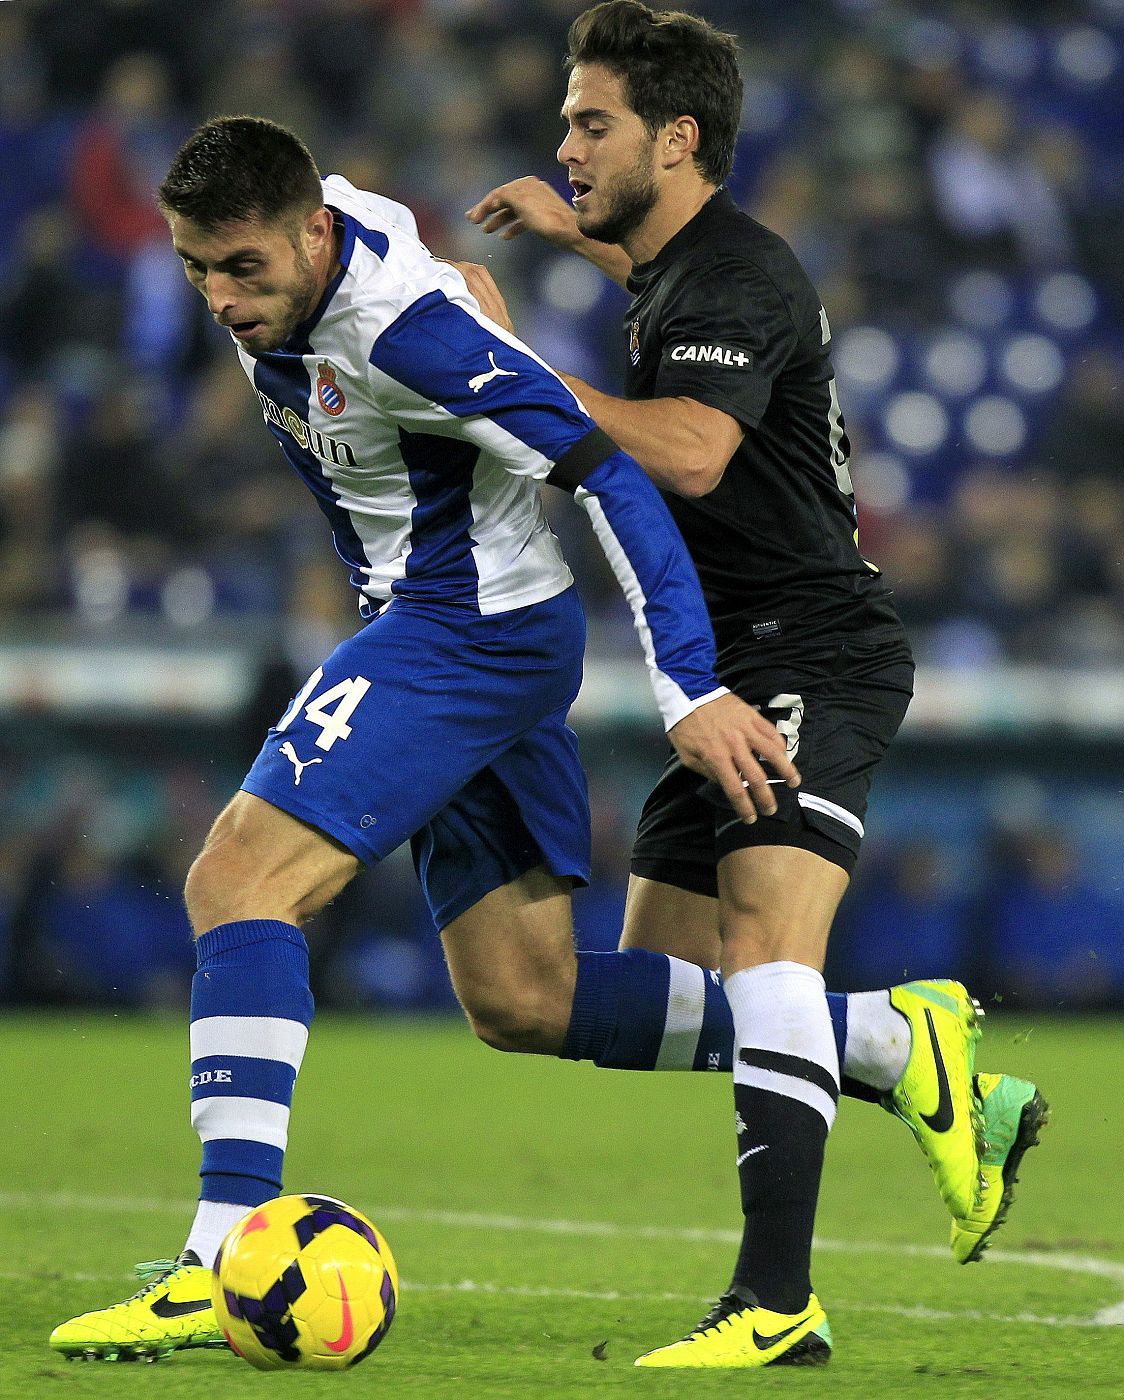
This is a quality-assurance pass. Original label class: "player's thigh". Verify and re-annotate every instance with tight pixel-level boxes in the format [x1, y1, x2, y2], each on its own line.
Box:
[241, 591, 585, 892]
[627, 744, 723, 968]
[716, 843, 849, 974]
[197, 600, 578, 936]
[244, 592, 585, 866]
[187, 790, 361, 933]
[412, 693, 591, 929]
[711, 631, 913, 972]
[714, 632, 913, 866]
[620, 874, 721, 969]
[440, 865, 578, 1053]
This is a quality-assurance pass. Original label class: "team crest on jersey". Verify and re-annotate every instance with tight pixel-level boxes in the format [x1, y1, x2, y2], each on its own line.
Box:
[316, 361, 346, 416]
[629, 318, 641, 366]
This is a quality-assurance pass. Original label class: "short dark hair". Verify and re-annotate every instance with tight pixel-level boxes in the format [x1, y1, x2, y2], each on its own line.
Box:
[157, 116, 323, 231]
[566, 1, 742, 187]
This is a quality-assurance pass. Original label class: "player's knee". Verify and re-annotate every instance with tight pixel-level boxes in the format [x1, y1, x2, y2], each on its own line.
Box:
[462, 986, 568, 1056]
[183, 841, 235, 936]
[184, 837, 276, 937]
[721, 913, 829, 973]
[467, 1007, 550, 1055]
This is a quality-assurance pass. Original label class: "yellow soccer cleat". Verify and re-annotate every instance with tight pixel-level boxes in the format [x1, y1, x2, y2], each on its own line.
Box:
[952, 1073, 1049, 1264]
[884, 980, 984, 1220]
[634, 1287, 831, 1369]
[49, 1250, 228, 1361]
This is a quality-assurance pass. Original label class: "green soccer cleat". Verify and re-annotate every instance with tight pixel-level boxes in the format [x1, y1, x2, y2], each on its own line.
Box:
[883, 980, 985, 1220]
[951, 1072, 1049, 1264]
[49, 1250, 228, 1361]
[634, 1286, 831, 1369]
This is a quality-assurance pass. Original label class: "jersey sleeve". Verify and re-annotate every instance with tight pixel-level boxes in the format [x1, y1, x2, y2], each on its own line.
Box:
[367, 287, 726, 730]
[653, 257, 801, 429]
[569, 448, 728, 729]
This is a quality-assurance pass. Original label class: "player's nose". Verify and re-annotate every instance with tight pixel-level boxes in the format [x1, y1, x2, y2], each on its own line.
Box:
[204, 275, 237, 318]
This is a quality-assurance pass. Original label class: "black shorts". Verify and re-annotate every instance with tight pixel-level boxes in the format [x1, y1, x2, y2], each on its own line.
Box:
[631, 626, 914, 896]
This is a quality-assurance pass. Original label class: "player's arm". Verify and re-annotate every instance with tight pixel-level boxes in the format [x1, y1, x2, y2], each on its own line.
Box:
[556, 437, 797, 819]
[556, 377, 743, 498]
[450, 259, 744, 499]
[366, 285, 797, 820]
[613, 257, 804, 497]
[466, 177, 634, 288]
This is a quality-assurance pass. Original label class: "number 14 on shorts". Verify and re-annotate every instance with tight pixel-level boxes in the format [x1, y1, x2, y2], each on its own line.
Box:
[276, 668, 372, 752]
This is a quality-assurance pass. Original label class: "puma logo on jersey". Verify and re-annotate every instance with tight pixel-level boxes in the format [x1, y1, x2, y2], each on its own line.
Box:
[469, 352, 518, 393]
[279, 741, 323, 786]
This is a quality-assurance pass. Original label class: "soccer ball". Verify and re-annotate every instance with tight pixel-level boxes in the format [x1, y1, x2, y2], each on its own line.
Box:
[212, 1193, 398, 1370]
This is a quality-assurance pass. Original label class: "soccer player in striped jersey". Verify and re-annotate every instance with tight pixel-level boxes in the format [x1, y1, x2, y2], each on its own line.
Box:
[49, 114, 805, 1362]
[466, 0, 1047, 1368]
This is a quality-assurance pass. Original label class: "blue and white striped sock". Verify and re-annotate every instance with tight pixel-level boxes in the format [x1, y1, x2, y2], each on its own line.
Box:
[183, 919, 313, 1265]
[561, 949, 849, 1072]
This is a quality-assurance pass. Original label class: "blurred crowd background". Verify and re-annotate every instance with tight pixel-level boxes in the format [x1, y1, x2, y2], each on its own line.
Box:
[1, 0, 1121, 1012]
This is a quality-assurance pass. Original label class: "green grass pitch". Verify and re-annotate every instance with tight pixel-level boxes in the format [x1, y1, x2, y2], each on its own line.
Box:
[2, 1012, 1122, 1398]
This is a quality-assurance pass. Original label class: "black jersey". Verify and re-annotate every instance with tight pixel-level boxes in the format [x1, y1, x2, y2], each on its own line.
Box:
[624, 190, 900, 653]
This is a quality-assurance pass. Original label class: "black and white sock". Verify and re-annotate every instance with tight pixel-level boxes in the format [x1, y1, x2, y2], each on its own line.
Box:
[725, 960, 839, 1314]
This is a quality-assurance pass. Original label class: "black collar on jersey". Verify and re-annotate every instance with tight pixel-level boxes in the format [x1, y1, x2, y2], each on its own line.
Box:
[626, 187, 734, 294]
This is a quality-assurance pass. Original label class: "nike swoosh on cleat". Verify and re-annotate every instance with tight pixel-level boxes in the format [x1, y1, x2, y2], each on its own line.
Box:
[919, 1007, 955, 1133]
[752, 1322, 802, 1351]
[325, 1270, 354, 1353]
[149, 1297, 213, 1319]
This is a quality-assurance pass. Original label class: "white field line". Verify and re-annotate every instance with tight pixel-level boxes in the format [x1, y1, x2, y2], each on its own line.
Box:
[396, 1281, 1121, 1331]
[4, 1190, 1122, 1329]
[4, 1270, 1116, 1334]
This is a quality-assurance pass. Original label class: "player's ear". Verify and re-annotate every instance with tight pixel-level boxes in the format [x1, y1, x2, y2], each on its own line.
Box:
[662, 115, 700, 170]
[303, 204, 335, 255]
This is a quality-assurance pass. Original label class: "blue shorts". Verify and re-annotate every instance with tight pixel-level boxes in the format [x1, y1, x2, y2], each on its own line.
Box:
[241, 587, 591, 928]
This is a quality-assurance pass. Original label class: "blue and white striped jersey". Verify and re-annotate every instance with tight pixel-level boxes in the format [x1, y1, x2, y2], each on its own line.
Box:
[236, 175, 726, 730]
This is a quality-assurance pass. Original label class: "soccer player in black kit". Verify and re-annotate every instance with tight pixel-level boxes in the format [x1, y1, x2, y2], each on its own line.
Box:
[468, 0, 1046, 1368]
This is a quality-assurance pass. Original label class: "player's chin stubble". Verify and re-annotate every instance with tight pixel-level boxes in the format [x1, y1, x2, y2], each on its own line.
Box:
[578, 155, 659, 246]
[248, 253, 322, 355]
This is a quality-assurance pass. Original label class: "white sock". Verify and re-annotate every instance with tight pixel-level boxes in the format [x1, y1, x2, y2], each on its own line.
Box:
[843, 990, 911, 1092]
[184, 1200, 252, 1269]
[726, 960, 839, 1130]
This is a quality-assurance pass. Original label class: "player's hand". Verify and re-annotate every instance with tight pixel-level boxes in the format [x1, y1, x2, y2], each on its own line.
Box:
[466, 177, 580, 250]
[445, 259, 516, 334]
[668, 693, 800, 823]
